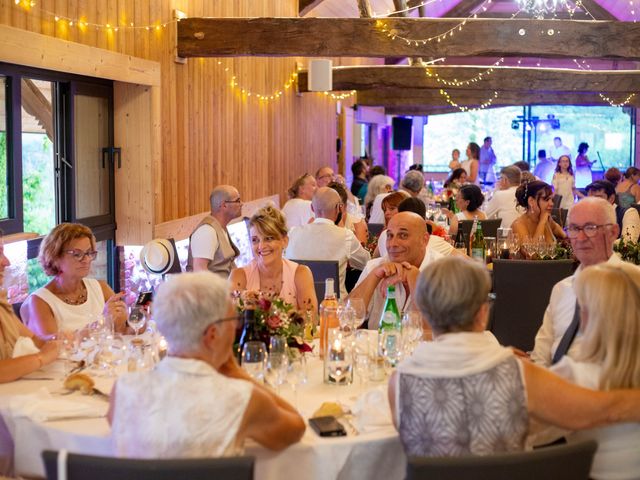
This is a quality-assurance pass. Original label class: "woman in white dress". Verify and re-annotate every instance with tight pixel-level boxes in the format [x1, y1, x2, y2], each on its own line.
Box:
[552, 155, 581, 210]
[552, 262, 640, 479]
[460, 142, 480, 185]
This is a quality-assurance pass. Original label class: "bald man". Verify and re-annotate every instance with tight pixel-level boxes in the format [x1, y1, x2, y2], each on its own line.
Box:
[349, 212, 444, 329]
[285, 187, 370, 299]
[186, 185, 242, 277]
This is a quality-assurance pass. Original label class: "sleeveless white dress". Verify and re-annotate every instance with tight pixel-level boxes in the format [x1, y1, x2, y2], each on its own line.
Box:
[112, 357, 253, 458]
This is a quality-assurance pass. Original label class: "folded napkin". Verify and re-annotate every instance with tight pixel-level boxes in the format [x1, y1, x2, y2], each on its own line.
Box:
[12, 336, 40, 358]
[9, 387, 108, 422]
[352, 386, 393, 432]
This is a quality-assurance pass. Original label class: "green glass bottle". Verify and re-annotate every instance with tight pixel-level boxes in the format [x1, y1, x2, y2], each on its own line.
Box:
[378, 285, 401, 332]
[471, 216, 485, 262]
[448, 193, 459, 214]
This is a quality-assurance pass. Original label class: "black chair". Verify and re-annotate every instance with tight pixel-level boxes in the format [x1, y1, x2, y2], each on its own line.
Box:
[406, 440, 597, 480]
[458, 219, 503, 249]
[367, 223, 385, 237]
[550, 207, 568, 227]
[291, 259, 340, 300]
[42, 450, 255, 480]
[489, 259, 575, 352]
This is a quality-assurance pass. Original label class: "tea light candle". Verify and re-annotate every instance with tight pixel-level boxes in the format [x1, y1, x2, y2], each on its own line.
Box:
[158, 336, 168, 359]
[500, 242, 510, 259]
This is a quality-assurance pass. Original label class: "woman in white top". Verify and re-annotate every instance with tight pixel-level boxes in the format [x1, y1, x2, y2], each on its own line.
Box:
[364, 175, 394, 223]
[21, 223, 127, 336]
[109, 272, 305, 456]
[455, 184, 487, 221]
[551, 262, 640, 480]
[460, 142, 480, 185]
[552, 155, 581, 210]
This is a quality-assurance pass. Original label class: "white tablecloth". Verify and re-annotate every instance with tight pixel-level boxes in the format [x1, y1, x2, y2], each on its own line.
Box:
[0, 358, 406, 480]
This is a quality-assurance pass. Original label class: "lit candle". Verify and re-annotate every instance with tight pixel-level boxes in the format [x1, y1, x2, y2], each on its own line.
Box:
[500, 241, 510, 259]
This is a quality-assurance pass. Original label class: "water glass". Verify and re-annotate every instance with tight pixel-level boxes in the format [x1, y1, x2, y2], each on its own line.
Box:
[241, 341, 267, 382]
[401, 311, 423, 356]
[325, 330, 353, 386]
[287, 350, 307, 410]
[353, 330, 371, 386]
[337, 304, 356, 335]
[266, 351, 289, 393]
[127, 306, 147, 336]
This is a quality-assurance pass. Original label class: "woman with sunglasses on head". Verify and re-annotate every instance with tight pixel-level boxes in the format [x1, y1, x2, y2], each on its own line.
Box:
[21, 223, 128, 337]
[511, 180, 566, 244]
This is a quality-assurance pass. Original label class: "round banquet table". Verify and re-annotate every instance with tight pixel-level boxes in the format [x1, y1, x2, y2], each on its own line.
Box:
[0, 357, 406, 480]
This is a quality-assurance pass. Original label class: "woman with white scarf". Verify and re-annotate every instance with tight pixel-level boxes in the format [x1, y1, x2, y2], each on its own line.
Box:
[389, 256, 640, 458]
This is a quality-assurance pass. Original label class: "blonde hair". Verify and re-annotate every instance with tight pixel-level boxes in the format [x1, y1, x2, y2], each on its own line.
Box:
[575, 262, 640, 390]
[287, 173, 313, 199]
[249, 205, 288, 240]
[39, 223, 96, 276]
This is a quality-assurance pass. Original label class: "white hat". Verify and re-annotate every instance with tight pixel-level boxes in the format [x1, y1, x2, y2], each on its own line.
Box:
[140, 239, 175, 275]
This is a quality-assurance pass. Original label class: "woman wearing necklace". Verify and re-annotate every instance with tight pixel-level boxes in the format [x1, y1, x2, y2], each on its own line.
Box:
[511, 180, 566, 244]
[21, 223, 128, 336]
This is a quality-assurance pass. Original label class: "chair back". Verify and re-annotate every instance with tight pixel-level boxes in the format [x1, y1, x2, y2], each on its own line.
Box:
[42, 450, 255, 480]
[550, 208, 568, 227]
[367, 223, 385, 237]
[12, 302, 23, 322]
[552, 194, 563, 209]
[291, 259, 340, 300]
[406, 440, 597, 480]
[458, 219, 503, 248]
[489, 259, 575, 351]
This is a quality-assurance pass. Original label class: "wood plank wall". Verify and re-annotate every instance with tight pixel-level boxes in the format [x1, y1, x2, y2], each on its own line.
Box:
[0, 0, 369, 228]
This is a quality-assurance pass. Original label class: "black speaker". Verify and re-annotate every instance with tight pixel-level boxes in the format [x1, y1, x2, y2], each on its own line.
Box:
[392, 117, 413, 150]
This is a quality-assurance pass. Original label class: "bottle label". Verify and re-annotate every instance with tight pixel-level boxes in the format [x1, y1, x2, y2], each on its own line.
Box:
[380, 311, 398, 328]
[471, 248, 485, 261]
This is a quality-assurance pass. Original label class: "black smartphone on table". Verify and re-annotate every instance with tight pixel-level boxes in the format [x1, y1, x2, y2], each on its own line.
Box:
[309, 416, 347, 437]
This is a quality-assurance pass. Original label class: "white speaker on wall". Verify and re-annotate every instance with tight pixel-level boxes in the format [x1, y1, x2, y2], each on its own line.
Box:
[308, 59, 333, 92]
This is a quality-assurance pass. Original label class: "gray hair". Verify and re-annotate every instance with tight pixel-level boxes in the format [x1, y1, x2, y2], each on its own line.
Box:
[401, 170, 425, 194]
[209, 185, 236, 212]
[500, 166, 522, 186]
[364, 175, 394, 206]
[154, 272, 230, 354]
[415, 256, 491, 334]
[568, 197, 616, 225]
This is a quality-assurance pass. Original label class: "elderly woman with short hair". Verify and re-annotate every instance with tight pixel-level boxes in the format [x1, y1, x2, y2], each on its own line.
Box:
[109, 272, 305, 457]
[282, 173, 317, 229]
[21, 223, 127, 336]
[389, 256, 640, 458]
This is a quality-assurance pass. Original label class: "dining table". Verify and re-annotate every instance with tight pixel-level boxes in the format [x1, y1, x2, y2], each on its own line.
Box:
[0, 353, 406, 480]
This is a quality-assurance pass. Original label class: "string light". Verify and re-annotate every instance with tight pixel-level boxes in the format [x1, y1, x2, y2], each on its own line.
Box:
[326, 91, 356, 100]
[439, 89, 499, 112]
[598, 93, 636, 107]
[425, 58, 505, 86]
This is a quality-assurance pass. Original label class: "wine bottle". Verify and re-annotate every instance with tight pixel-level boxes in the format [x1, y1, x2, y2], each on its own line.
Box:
[319, 278, 339, 359]
[454, 229, 467, 256]
[470, 216, 485, 262]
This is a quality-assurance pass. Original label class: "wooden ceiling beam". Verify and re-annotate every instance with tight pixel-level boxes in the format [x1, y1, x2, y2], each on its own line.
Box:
[297, 65, 640, 93]
[578, 0, 618, 21]
[357, 88, 640, 107]
[442, 0, 487, 17]
[177, 17, 640, 60]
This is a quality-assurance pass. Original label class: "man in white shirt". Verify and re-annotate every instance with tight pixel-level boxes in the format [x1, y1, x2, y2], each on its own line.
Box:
[479, 136, 497, 184]
[533, 149, 555, 184]
[485, 165, 521, 228]
[282, 174, 317, 229]
[186, 185, 242, 277]
[349, 212, 443, 329]
[550, 136, 571, 161]
[285, 187, 370, 299]
[531, 197, 623, 367]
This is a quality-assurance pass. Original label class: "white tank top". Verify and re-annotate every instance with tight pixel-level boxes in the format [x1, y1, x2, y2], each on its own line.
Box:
[31, 278, 104, 332]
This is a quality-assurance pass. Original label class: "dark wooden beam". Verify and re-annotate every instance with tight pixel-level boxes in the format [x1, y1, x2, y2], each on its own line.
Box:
[357, 88, 640, 107]
[443, 0, 487, 17]
[177, 17, 640, 60]
[298, 65, 640, 93]
[578, 0, 618, 20]
[299, 0, 326, 16]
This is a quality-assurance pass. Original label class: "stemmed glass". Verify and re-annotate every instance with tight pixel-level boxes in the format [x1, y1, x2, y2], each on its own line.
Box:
[127, 306, 147, 336]
[401, 311, 423, 356]
[266, 336, 289, 394]
[241, 341, 267, 382]
[286, 349, 307, 410]
[346, 298, 366, 330]
[337, 303, 356, 335]
[353, 330, 371, 387]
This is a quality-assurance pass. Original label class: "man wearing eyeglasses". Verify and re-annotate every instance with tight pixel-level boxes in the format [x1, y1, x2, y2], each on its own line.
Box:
[531, 197, 624, 367]
[186, 185, 242, 277]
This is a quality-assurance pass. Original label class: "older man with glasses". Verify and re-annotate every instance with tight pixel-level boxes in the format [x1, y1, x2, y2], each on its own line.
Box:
[530, 197, 624, 367]
[187, 185, 242, 277]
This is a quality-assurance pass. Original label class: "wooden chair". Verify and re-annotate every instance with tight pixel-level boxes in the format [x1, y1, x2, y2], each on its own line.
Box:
[290, 259, 340, 300]
[42, 450, 255, 480]
[489, 259, 575, 352]
[406, 440, 597, 480]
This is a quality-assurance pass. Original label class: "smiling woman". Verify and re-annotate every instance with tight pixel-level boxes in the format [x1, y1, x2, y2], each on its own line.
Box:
[19, 222, 128, 336]
[229, 205, 317, 316]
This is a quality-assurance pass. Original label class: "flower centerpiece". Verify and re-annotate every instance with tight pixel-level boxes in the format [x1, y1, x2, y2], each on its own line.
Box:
[233, 290, 312, 352]
[614, 237, 640, 265]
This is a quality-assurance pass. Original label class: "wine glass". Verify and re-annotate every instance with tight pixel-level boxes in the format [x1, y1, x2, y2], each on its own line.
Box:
[269, 335, 287, 356]
[346, 298, 366, 330]
[337, 304, 356, 335]
[401, 311, 423, 356]
[287, 349, 307, 410]
[353, 330, 371, 386]
[241, 341, 267, 382]
[127, 306, 147, 336]
[266, 350, 288, 394]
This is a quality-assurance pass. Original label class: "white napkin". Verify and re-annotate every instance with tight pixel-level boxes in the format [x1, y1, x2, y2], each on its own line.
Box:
[352, 386, 392, 432]
[12, 336, 40, 358]
[9, 387, 108, 422]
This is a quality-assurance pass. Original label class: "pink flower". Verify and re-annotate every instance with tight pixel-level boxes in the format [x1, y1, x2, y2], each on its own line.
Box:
[258, 298, 272, 311]
[266, 315, 282, 329]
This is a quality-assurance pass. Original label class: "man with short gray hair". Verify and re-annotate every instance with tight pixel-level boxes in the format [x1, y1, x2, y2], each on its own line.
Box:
[187, 185, 242, 277]
[485, 165, 521, 228]
[531, 197, 624, 367]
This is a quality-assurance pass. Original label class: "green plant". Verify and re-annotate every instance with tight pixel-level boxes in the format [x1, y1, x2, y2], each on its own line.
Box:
[613, 238, 640, 265]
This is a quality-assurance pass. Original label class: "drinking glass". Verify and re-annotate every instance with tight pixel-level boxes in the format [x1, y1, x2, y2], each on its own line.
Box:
[353, 330, 371, 386]
[401, 311, 423, 356]
[326, 333, 353, 386]
[127, 306, 147, 336]
[241, 341, 267, 382]
[269, 335, 287, 355]
[346, 298, 367, 329]
[337, 304, 356, 335]
[508, 233, 521, 258]
[287, 349, 307, 410]
[266, 351, 289, 394]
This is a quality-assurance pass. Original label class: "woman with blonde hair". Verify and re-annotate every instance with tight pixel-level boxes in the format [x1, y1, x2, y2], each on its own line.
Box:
[21, 223, 127, 336]
[229, 205, 317, 314]
[551, 262, 640, 479]
[281, 173, 317, 229]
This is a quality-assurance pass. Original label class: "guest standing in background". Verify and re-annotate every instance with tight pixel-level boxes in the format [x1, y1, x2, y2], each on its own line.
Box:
[448, 148, 461, 171]
[281, 173, 317, 229]
[533, 149, 555, 185]
[550, 136, 571, 161]
[479, 136, 497, 184]
[552, 155, 581, 210]
[461, 142, 480, 185]
[574, 142, 594, 188]
[351, 160, 369, 204]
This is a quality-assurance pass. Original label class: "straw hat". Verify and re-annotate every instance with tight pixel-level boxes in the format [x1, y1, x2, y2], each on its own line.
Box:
[140, 238, 175, 275]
